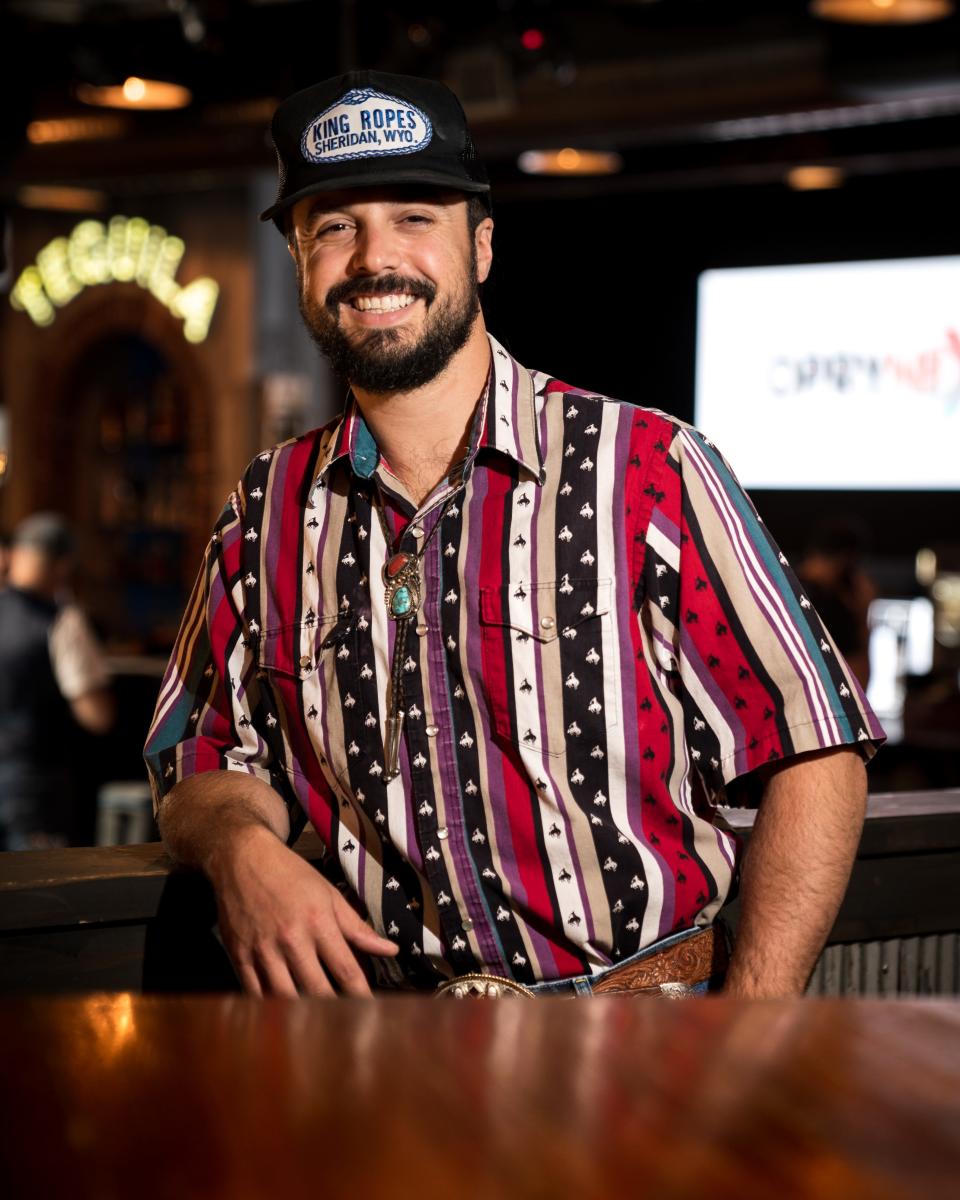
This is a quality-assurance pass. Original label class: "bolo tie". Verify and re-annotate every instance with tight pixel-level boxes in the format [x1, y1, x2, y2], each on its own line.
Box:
[370, 484, 459, 781]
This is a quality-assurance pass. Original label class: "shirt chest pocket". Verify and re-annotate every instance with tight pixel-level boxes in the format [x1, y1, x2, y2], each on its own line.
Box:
[478, 578, 618, 757]
[256, 614, 360, 787]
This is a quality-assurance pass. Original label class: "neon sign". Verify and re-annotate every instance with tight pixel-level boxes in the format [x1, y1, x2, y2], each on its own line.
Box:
[9, 215, 219, 343]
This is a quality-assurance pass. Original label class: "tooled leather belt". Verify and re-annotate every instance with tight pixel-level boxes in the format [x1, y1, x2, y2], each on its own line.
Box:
[434, 925, 729, 999]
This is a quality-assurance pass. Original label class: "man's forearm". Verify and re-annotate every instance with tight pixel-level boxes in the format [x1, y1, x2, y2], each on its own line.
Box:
[158, 772, 291, 882]
[723, 747, 867, 999]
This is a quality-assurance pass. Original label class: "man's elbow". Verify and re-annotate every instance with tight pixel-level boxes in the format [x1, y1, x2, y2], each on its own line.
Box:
[158, 771, 292, 852]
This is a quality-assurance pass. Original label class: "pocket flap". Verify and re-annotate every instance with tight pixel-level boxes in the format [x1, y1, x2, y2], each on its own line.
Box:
[258, 615, 345, 678]
[479, 579, 611, 643]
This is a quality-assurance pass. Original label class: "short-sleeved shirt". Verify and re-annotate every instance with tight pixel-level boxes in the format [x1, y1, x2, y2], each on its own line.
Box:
[145, 334, 884, 987]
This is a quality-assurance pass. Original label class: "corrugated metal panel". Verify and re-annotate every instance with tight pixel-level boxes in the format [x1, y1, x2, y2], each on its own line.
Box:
[807, 934, 960, 996]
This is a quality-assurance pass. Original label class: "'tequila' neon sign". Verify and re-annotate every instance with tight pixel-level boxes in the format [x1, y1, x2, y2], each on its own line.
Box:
[9, 215, 219, 343]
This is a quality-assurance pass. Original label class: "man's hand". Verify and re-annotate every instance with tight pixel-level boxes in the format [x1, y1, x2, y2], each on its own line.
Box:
[70, 686, 115, 735]
[157, 773, 398, 997]
[210, 824, 399, 998]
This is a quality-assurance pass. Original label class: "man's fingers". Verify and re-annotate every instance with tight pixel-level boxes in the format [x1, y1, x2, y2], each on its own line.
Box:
[333, 894, 400, 955]
[237, 961, 264, 998]
[255, 949, 300, 998]
[284, 943, 337, 998]
[317, 938, 374, 997]
[349, 925, 401, 955]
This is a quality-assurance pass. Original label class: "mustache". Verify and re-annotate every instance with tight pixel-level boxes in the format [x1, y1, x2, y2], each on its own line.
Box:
[325, 273, 436, 313]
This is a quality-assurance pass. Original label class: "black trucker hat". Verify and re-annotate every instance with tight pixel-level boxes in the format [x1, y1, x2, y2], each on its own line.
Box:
[260, 69, 491, 229]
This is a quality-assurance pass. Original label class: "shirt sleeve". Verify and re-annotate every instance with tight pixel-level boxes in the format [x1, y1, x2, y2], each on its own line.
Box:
[142, 484, 308, 843]
[49, 605, 111, 700]
[641, 425, 886, 801]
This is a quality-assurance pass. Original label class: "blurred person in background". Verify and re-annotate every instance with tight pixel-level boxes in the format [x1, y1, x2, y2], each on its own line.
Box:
[796, 518, 877, 690]
[0, 530, 10, 588]
[0, 513, 114, 850]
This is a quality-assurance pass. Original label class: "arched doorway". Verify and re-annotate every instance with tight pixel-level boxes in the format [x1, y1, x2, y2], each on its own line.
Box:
[38, 285, 212, 652]
[75, 332, 199, 648]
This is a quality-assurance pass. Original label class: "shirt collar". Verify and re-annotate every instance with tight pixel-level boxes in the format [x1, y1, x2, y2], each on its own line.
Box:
[314, 333, 545, 487]
[476, 334, 545, 484]
[312, 398, 376, 486]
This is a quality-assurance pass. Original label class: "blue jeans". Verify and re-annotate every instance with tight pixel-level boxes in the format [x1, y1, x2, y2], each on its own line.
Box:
[527, 924, 726, 997]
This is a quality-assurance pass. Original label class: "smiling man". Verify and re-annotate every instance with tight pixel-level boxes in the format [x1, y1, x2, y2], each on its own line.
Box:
[145, 71, 884, 1001]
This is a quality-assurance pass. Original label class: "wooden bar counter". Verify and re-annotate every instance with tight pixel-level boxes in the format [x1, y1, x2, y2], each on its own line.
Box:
[0, 994, 957, 1199]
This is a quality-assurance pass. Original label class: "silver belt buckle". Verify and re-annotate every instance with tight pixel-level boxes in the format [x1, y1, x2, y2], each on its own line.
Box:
[435, 972, 536, 999]
[658, 981, 694, 998]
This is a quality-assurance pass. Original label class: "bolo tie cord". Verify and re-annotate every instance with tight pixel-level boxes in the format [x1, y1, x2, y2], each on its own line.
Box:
[370, 484, 459, 780]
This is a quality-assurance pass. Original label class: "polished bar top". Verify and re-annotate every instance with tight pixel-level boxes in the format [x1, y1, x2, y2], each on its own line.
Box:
[1, 995, 957, 1199]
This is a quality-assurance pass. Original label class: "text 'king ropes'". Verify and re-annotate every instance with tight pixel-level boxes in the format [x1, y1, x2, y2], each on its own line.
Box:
[301, 88, 433, 164]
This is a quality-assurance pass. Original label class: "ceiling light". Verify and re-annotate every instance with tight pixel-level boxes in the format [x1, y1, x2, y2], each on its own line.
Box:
[810, 0, 954, 24]
[518, 148, 623, 176]
[17, 186, 109, 213]
[27, 115, 129, 144]
[786, 165, 846, 189]
[707, 91, 960, 140]
[76, 77, 192, 111]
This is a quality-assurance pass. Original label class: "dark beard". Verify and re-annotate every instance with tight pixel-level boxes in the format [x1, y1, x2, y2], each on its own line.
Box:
[298, 257, 480, 393]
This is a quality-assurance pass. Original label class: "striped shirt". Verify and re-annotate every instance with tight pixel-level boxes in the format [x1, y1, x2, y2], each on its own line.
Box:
[145, 333, 884, 987]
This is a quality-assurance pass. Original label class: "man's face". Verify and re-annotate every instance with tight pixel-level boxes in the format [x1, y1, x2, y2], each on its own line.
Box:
[288, 187, 493, 393]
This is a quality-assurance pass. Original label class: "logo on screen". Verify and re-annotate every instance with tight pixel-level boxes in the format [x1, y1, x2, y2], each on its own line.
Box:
[770, 329, 960, 406]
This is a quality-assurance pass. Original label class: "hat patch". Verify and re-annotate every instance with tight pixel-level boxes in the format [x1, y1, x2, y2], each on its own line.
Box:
[301, 88, 433, 165]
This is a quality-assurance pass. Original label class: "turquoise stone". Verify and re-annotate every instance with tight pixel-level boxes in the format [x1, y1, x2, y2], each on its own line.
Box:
[391, 586, 413, 617]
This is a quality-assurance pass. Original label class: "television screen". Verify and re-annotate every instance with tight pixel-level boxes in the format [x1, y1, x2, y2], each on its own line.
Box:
[695, 256, 960, 490]
[865, 596, 935, 743]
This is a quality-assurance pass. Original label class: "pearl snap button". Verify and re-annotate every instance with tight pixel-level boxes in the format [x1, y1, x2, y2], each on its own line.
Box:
[461, 918, 474, 932]
[437, 827, 449, 840]
[410, 525, 424, 538]
[426, 725, 439, 737]
[415, 623, 429, 636]
[540, 616, 555, 630]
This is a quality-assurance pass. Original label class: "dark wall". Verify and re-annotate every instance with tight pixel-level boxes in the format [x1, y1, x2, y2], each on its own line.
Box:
[483, 165, 960, 566]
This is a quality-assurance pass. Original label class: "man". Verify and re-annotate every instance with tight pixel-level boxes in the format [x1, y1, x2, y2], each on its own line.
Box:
[0, 513, 114, 849]
[146, 71, 884, 999]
